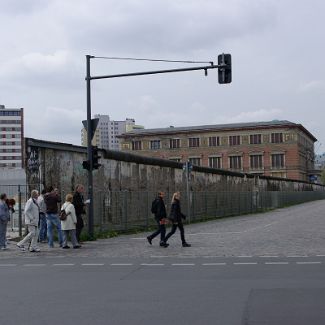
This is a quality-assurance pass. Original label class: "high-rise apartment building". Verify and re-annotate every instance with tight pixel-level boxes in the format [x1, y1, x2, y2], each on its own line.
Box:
[0, 105, 24, 168]
[81, 114, 144, 150]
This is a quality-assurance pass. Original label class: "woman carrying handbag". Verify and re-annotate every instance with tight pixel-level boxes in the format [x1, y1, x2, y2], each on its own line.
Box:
[164, 191, 191, 247]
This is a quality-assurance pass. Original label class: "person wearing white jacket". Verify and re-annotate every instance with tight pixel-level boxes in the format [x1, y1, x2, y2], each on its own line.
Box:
[61, 194, 81, 249]
[17, 190, 40, 252]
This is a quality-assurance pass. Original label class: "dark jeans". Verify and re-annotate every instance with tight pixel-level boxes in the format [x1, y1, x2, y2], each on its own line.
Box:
[38, 213, 47, 241]
[76, 215, 84, 242]
[148, 220, 166, 243]
[165, 222, 186, 244]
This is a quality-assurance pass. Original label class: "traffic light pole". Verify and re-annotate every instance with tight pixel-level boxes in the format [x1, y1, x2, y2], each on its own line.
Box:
[86, 55, 95, 239]
[89, 63, 221, 81]
[85, 54, 231, 238]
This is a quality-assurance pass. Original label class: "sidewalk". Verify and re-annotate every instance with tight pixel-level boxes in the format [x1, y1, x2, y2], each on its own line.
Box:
[2, 200, 325, 259]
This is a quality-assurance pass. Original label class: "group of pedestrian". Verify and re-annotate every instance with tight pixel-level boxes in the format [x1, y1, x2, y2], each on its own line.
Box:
[3, 187, 192, 253]
[147, 191, 191, 248]
[14, 184, 86, 252]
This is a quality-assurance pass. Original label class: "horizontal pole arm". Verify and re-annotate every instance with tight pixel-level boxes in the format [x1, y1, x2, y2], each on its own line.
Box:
[87, 64, 222, 81]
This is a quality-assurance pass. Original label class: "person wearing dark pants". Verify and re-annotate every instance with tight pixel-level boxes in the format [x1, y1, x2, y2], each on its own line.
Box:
[73, 184, 86, 242]
[164, 191, 191, 247]
[37, 189, 47, 242]
[0, 193, 10, 250]
[147, 191, 169, 247]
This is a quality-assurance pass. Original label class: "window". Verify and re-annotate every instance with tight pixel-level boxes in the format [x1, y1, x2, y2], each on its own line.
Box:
[170, 138, 180, 149]
[209, 156, 222, 169]
[271, 153, 285, 168]
[250, 134, 261, 144]
[0, 120, 21, 124]
[132, 140, 142, 150]
[229, 135, 240, 146]
[188, 137, 200, 147]
[229, 156, 242, 169]
[0, 111, 21, 116]
[189, 157, 201, 166]
[209, 136, 220, 147]
[271, 133, 283, 143]
[150, 140, 161, 150]
[271, 172, 287, 178]
[250, 155, 263, 169]
[169, 157, 181, 162]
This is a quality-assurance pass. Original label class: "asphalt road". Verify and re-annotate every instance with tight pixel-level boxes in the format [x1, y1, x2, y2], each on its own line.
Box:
[1, 200, 325, 324]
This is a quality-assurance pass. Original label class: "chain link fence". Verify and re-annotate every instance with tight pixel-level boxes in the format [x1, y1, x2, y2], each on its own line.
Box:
[2, 184, 325, 235]
[0, 184, 31, 236]
[94, 189, 325, 233]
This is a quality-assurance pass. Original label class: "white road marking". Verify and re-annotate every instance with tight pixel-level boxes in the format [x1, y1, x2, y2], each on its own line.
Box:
[202, 263, 226, 266]
[141, 263, 165, 266]
[316, 255, 325, 257]
[150, 256, 169, 258]
[265, 262, 289, 265]
[233, 262, 257, 265]
[287, 255, 308, 258]
[259, 256, 279, 258]
[81, 263, 104, 266]
[110, 263, 133, 266]
[296, 261, 321, 265]
[23, 264, 46, 267]
[189, 232, 242, 235]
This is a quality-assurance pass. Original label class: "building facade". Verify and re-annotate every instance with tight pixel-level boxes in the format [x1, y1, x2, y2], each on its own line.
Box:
[118, 120, 316, 181]
[0, 105, 24, 168]
[81, 114, 144, 150]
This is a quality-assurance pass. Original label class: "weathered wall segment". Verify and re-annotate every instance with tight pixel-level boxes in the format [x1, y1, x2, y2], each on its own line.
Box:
[25, 138, 325, 232]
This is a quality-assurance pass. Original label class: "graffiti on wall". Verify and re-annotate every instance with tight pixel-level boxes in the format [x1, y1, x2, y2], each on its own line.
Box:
[27, 146, 40, 175]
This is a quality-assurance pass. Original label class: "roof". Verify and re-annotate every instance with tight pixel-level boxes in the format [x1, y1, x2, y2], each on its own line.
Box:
[120, 120, 317, 142]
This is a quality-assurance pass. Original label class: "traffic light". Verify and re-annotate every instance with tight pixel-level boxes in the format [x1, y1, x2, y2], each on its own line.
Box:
[82, 160, 90, 170]
[92, 146, 101, 170]
[218, 53, 232, 84]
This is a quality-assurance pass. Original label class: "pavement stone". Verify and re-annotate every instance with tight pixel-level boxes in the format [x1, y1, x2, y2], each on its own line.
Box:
[1, 199, 325, 259]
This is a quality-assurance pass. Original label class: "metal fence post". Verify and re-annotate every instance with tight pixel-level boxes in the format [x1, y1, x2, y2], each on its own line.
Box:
[123, 191, 128, 231]
[18, 185, 22, 237]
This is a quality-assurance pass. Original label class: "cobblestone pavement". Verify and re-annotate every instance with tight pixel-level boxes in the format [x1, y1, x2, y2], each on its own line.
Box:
[1, 199, 325, 259]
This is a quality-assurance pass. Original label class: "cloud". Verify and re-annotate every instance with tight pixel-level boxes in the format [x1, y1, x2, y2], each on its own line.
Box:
[26, 106, 84, 144]
[58, 0, 277, 55]
[0, 0, 46, 15]
[299, 80, 325, 93]
[0, 50, 82, 89]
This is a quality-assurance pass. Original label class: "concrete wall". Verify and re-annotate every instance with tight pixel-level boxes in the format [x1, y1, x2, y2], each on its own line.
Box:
[25, 138, 325, 232]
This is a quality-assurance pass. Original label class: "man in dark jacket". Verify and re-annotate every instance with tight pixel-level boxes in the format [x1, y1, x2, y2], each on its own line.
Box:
[147, 192, 169, 247]
[44, 186, 63, 248]
[73, 184, 86, 242]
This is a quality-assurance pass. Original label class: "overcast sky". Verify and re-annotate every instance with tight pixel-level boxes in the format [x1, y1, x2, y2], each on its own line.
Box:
[0, 0, 324, 153]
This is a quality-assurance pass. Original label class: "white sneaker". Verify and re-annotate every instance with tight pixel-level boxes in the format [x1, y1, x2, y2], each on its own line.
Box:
[30, 248, 41, 252]
[17, 244, 26, 251]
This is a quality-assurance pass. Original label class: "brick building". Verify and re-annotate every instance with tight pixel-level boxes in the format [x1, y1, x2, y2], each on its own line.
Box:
[118, 120, 317, 181]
